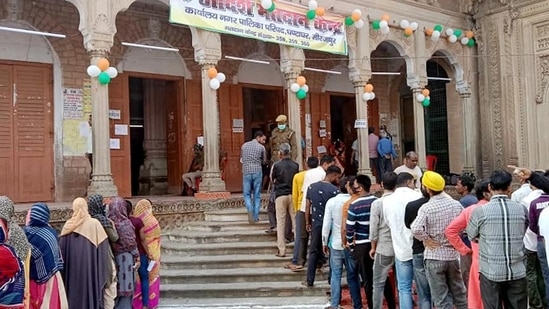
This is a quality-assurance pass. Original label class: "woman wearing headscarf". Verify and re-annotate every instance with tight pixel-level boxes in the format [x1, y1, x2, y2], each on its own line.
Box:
[24, 203, 68, 309]
[132, 199, 161, 309]
[88, 194, 119, 309]
[0, 217, 25, 308]
[59, 197, 110, 309]
[0, 196, 31, 309]
[107, 197, 139, 309]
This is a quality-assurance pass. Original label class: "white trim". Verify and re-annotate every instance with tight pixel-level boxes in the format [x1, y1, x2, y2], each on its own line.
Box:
[0, 26, 66, 38]
[304, 67, 342, 75]
[225, 55, 270, 65]
[121, 42, 180, 52]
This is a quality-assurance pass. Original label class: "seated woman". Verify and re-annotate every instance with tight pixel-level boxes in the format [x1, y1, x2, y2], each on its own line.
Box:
[0, 217, 25, 309]
[182, 144, 204, 195]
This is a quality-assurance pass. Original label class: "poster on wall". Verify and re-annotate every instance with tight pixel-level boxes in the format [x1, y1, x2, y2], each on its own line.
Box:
[62, 80, 92, 156]
[63, 88, 83, 119]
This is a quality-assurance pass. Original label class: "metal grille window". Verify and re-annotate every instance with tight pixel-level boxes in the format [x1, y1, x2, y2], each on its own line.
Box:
[424, 82, 450, 175]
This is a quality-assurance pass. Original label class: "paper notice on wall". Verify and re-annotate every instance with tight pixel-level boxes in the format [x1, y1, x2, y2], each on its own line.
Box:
[317, 145, 327, 154]
[232, 127, 243, 133]
[319, 129, 327, 137]
[319, 120, 326, 128]
[109, 109, 121, 120]
[109, 138, 120, 150]
[63, 88, 83, 119]
[197, 136, 204, 146]
[79, 122, 91, 137]
[232, 119, 244, 128]
[354, 119, 367, 129]
[114, 124, 128, 136]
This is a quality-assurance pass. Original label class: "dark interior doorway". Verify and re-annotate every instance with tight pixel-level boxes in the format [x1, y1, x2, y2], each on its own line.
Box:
[129, 77, 145, 196]
[330, 95, 357, 175]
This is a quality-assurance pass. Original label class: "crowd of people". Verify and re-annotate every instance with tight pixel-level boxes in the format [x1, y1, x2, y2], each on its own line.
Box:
[241, 125, 548, 309]
[0, 196, 161, 309]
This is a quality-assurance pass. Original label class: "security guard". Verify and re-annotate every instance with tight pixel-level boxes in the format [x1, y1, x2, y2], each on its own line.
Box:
[270, 114, 298, 163]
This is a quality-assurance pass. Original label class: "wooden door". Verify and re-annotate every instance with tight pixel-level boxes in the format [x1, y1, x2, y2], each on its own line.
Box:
[309, 92, 331, 156]
[0, 62, 53, 202]
[109, 74, 131, 198]
[219, 84, 244, 192]
[367, 98, 380, 134]
[166, 79, 184, 194]
[183, 80, 203, 183]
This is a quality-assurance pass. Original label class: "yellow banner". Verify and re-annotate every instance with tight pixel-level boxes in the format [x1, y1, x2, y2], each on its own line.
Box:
[169, 0, 347, 55]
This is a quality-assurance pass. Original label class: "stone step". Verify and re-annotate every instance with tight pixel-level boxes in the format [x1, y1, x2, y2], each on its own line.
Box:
[165, 229, 277, 244]
[162, 240, 294, 256]
[161, 254, 295, 270]
[204, 208, 269, 222]
[182, 220, 270, 232]
[161, 281, 331, 299]
[161, 266, 328, 284]
[158, 296, 329, 308]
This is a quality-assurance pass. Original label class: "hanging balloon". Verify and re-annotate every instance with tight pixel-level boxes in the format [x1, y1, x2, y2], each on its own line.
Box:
[381, 14, 390, 22]
[416, 94, 425, 102]
[308, 0, 318, 10]
[372, 20, 381, 30]
[460, 37, 470, 45]
[345, 16, 355, 26]
[453, 29, 463, 38]
[209, 78, 221, 90]
[105, 67, 118, 79]
[431, 30, 441, 40]
[216, 72, 226, 83]
[425, 28, 434, 36]
[434, 24, 443, 32]
[354, 19, 365, 29]
[422, 98, 431, 107]
[290, 83, 300, 93]
[467, 38, 475, 47]
[364, 84, 374, 92]
[306, 10, 316, 20]
[296, 76, 307, 86]
[301, 84, 309, 93]
[266, 2, 275, 12]
[97, 58, 110, 72]
[410, 22, 419, 31]
[351, 9, 362, 22]
[400, 20, 409, 29]
[379, 20, 389, 29]
[87, 65, 101, 78]
[261, 0, 272, 9]
[404, 27, 413, 37]
[448, 34, 458, 43]
[296, 89, 307, 99]
[380, 26, 390, 35]
[207, 67, 218, 79]
[465, 31, 474, 39]
[370, 92, 376, 100]
[315, 7, 325, 16]
[422, 89, 430, 97]
[445, 28, 454, 36]
[98, 72, 111, 85]
[362, 92, 371, 101]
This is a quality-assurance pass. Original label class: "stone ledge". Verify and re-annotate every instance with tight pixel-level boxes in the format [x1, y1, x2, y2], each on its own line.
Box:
[194, 191, 231, 200]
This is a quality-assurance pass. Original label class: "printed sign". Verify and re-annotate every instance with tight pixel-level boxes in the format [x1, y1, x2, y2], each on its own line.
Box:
[63, 88, 83, 119]
[169, 0, 347, 55]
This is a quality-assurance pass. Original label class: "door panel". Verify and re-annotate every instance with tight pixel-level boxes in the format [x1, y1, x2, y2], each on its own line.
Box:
[310, 92, 331, 156]
[109, 74, 131, 198]
[0, 64, 14, 198]
[166, 79, 184, 194]
[184, 80, 203, 177]
[219, 84, 244, 192]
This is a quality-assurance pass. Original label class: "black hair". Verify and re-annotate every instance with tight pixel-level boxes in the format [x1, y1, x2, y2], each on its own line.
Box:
[489, 170, 512, 191]
[340, 177, 350, 194]
[125, 200, 133, 216]
[382, 172, 398, 191]
[368, 127, 375, 134]
[307, 156, 319, 169]
[326, 165, 341, 176]
[254, 130, 265, 138]
[458, 175, 475, 192]
[355, 174, 372, 193]
[475, 180, 490, 201]
[320, 155, 335, 165]
[545, 170, 549, 177]
[396, 172, 414, 186]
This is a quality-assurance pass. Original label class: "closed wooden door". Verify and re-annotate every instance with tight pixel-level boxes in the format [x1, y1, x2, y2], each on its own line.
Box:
[109, 74, 131, 198]
[0, 62, 53, 202]
[219, 84, 244, 192]
[166, 79, 185, 194]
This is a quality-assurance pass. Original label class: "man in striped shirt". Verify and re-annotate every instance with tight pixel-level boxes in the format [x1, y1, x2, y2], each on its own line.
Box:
[466, 170, 529, 309]
[346, 174, 378, 309]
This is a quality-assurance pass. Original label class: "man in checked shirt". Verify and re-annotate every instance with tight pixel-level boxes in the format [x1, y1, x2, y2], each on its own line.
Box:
[411, 171, 467, 309]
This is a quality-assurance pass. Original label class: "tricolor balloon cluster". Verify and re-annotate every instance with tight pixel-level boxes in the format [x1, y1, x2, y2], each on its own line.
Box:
[445, 28, 475, 46]
[207, 67, 226, 90]
[290, 75, 309, 100]
[260, 0, 276, 12]
[305, 1, 326, 21]
[86, 58, 118, 85]
[362, 84, 376, 101]
[399, 20, 419, 37]
[424, 24, 444, 42]
[416, 88, 431, 107]
[371, 15, 391, 35]
[344, 9, 365, 29]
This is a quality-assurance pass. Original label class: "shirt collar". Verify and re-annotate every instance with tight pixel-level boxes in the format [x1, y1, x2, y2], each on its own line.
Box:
[490, 194, 509, 200]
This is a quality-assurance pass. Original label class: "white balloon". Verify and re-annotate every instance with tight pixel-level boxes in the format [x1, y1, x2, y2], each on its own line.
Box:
[308, 0, 318, 10]
[400, 19, 409, 29]
[87, 65, 101, 78]
[261, 0, 272, 8]
[445, 28, 454, 36]
[380, 26, 390, 35]
[362, 92, 371, 101]
[460, 37, 470, 45]
[290, 83, 300, 92]
[370, 92, 376, 100]
[410, 22, 419, 31]
[379, 20, 389, 29]
[426, 96, 430, 101]
[416, 94, 425, 102]
[352, 9, 362, 18]
[449, 34, 458, 43]
[301, 84, 309, 93]
[431, 35, 439, 42]
[432, 30, 441, 39]
[105, 67, 118, 78]
[209, 78, 220, 90]
[216, 72, 226, 83]
[354, 19, 365, 29]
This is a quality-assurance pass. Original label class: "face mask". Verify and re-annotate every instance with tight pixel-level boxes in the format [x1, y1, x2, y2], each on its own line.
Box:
[278, 124, 286, 130]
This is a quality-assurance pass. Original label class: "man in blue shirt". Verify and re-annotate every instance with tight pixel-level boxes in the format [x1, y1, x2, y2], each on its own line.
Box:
[377, 130, 396, 176]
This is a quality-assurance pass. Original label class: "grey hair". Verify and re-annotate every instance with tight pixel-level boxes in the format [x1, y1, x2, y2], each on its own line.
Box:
[279, 143, 291, 156]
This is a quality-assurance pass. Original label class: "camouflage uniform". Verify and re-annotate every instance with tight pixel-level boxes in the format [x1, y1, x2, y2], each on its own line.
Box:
[270, 127, 298, 163]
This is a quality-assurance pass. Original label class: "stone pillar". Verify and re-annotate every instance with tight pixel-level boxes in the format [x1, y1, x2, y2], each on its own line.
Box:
[410, 29, 428, 170]
[280, 45, 304, 169]
[353, 80, 374, 181]
[87, 51, 118, 197]
[412, 87, 427, 169]
[139, 80, 168, 195]
[459, 88, 475, 173]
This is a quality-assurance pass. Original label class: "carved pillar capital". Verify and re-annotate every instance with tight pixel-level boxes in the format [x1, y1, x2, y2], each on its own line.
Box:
[280, 45, 305, 76]
[191, 27, 222, 65]
[408, 78, 427, 90]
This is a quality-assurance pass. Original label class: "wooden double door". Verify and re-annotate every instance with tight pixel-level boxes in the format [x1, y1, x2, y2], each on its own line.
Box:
[0, 62, 54, 202]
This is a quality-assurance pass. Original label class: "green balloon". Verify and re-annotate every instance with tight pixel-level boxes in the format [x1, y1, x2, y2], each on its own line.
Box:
[422, 99, 430, 107]
[372, 20, 381, 30]
[434, 24, 443, 32]
[467, 38, 475, 47]
[453, 29, 462, 37]
[306, 10, 316, 20]
[98, 72, 111, 85]
[296, 89, 307, 99]
[267, 3, 275, 12]
[345, 16, 354, 26]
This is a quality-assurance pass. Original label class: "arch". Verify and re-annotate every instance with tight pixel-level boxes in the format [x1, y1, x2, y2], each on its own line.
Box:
[118, 38, 191, 78]
[371, 39, 414, 81]
[323, 64, 353, 93]
[236, 53, 284, 87]
[431, 49, 466, 91]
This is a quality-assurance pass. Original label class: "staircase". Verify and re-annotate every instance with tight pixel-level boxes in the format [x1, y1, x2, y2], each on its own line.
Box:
[159, 208, 330, 308]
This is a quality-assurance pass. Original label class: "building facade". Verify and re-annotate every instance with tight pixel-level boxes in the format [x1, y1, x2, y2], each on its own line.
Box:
[0, 0, 542, 203]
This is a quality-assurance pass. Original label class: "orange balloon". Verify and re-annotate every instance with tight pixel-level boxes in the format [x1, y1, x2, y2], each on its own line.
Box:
[351, 11, 361, 22]
[465, 30, 474, 39]
[316, 7, 325, 16]
[422, 89, 430, 97]
[381, 14, 390, 22]
[364, 84, 374, 92]
[404, 27, 413, 36]
[97, 58, 110, 71]
[425, 28, 433, 36]
[296, 76, 306, 86]
[207, 67, 218, 79]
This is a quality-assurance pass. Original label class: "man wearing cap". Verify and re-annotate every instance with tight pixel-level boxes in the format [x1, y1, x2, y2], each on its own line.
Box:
[270, 115, 298, 164]
[411, 171, 467, 309]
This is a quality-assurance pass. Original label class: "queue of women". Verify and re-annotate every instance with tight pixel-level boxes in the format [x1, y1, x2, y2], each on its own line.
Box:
[0, 195, 161, 309]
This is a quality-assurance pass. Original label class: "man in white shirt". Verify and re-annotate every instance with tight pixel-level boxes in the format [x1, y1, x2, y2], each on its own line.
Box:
[394, 151, 423, 189]
[383, 172, 422, 309]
